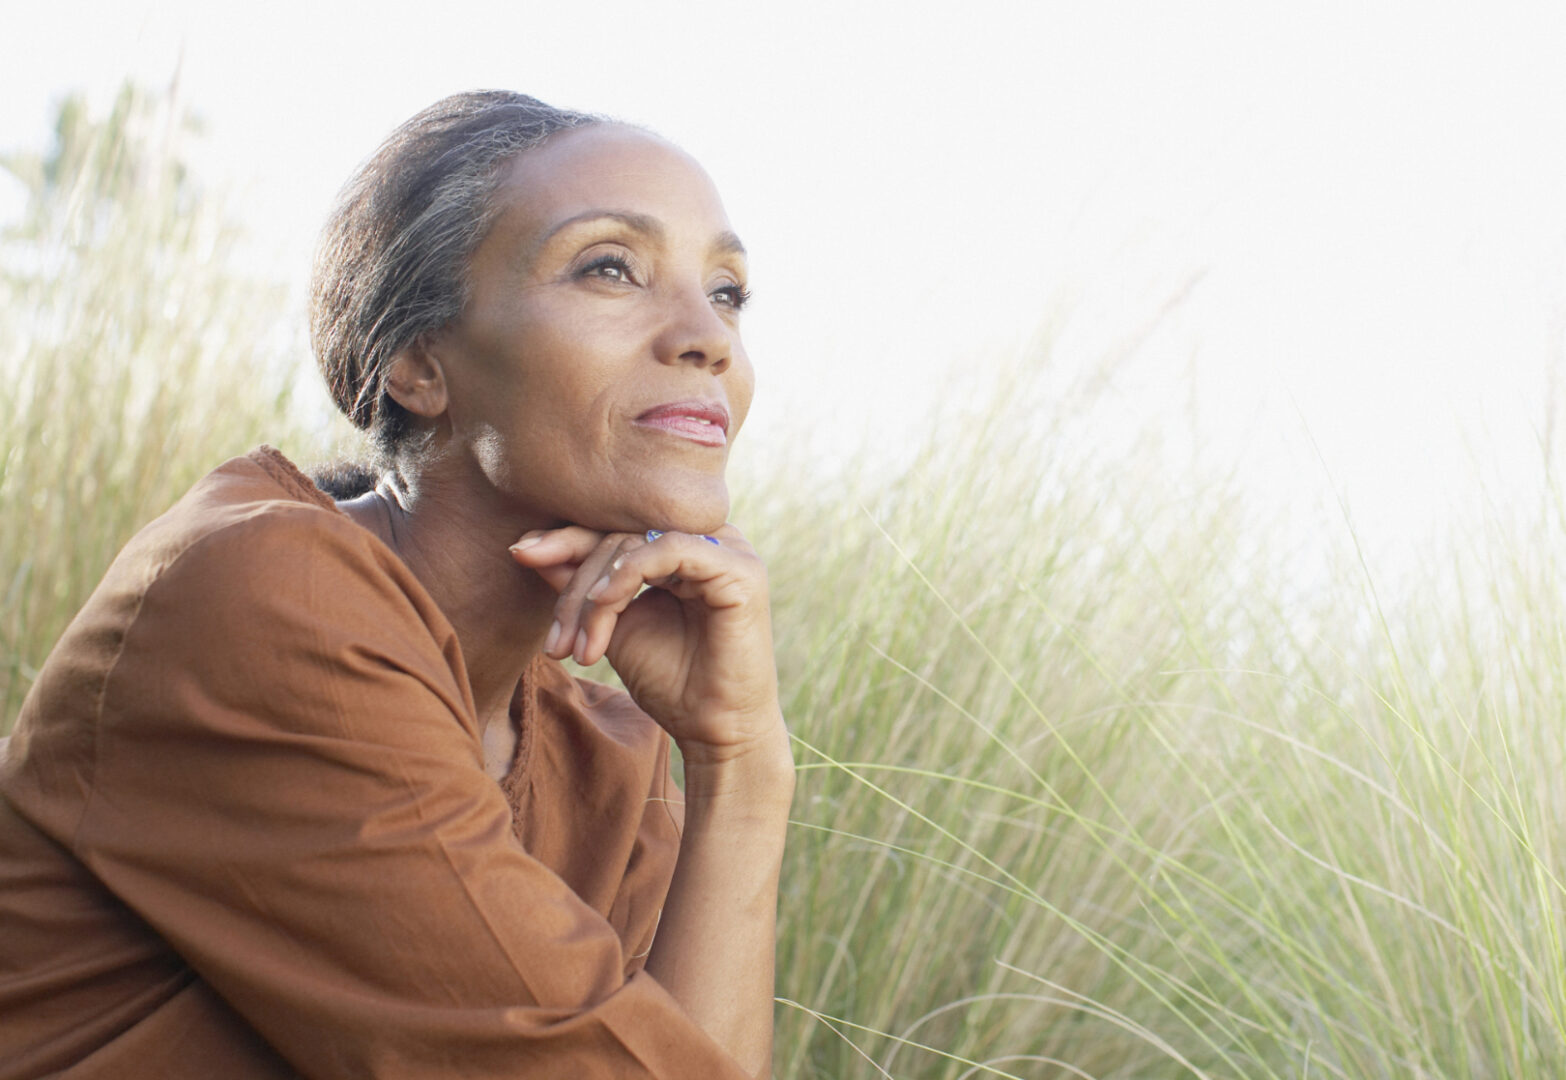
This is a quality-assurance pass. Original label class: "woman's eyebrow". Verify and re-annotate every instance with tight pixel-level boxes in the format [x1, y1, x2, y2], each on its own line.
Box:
[712, 231, 747, 259]
[528, 210, 746, 264]
[532, 210, 663, 260]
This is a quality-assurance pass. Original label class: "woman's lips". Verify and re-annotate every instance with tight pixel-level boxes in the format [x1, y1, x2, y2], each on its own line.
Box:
[633, 401, 730, 447]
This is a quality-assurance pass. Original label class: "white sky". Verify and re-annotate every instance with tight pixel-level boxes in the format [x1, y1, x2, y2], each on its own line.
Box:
[5, 1, 1565, 566]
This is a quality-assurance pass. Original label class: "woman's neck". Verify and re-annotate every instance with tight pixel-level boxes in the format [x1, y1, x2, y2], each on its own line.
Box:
[338, 466, 557, 731]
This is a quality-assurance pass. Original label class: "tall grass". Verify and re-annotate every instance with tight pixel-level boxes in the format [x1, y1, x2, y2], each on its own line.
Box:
[6, 87, 1565, 1078]
[0, 85, 338, 720]
[740, 374, 1566, 1077]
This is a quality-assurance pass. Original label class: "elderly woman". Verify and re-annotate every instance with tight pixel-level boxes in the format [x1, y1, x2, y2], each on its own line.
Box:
[0, 92, 792, 1079]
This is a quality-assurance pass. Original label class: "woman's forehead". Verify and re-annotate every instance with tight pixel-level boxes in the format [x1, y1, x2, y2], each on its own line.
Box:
[492, 124, 732, 242]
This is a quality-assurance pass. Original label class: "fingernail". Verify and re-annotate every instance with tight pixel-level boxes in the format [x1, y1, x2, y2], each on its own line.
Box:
[573, 628, 588, 664]
[700, 535, 720, 546]
[544, 620, 561, 654]
[586, 575, 609, 601]
[510, 535, 543, 553]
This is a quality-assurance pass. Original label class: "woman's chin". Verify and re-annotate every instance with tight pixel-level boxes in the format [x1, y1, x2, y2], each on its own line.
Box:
[637, 505, 728, 537]
[619, 486, 731, 537]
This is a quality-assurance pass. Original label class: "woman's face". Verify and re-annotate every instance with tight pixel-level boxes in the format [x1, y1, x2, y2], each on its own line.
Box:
[430, 123, 753, 535]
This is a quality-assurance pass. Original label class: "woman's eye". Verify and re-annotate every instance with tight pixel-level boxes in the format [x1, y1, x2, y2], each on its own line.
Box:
[711, 284, 752, 310]
[580, 255, 636, 284]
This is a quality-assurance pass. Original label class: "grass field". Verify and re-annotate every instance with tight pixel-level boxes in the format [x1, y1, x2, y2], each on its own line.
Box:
[5, 88, 1564, 1078]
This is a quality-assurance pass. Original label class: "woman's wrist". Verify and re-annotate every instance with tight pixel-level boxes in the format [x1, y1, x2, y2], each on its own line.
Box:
[677, 714, 795, 811]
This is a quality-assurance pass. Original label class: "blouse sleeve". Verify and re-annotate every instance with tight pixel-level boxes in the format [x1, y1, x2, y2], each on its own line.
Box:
[616, 733, 686, 979]
[71, 506, 750, 1080]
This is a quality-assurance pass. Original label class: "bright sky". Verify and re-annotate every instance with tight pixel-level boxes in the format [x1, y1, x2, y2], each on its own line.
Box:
[5, 1, 1565, 566]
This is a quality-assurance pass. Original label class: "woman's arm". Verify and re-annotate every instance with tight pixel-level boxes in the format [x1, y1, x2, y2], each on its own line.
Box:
[66, 505, 755, 1079]
[513, 524, 794, 1078]
[645, 734, 793, 1078]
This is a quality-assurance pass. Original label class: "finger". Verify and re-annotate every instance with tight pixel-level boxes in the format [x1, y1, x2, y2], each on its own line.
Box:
[587, 584, 682, 670]
[509, 525, 630, 604]
[528, 560, 579, 595]
[576, 536, 678, 666]
[552, 534, 642, 662]
[584, 530, 757, 615]
[576, 535, 656, 665]
[705, 522, 757, 556]
[548, 533, 624, 660]
[508, 525, 620, 571]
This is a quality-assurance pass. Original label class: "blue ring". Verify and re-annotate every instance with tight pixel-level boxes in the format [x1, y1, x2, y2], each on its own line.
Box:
[643, 529, 720, 546]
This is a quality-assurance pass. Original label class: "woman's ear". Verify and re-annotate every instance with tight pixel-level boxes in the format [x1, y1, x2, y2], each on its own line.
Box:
[384, 336, 450, 420]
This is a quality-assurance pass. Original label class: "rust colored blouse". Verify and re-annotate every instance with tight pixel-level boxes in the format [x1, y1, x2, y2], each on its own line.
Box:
[0, 447, 749, 1079]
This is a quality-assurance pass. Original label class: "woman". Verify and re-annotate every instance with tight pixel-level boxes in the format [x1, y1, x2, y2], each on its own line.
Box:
[0, 91, 792, 1079]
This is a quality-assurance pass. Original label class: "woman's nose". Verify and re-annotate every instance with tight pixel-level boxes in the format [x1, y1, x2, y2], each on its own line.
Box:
[653, 286, 732, 374]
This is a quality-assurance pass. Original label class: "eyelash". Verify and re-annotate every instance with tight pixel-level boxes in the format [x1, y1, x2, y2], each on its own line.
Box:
[712, 284, 753, 311]
[578, 253, 751, 311]
[580, 253, 638, 284]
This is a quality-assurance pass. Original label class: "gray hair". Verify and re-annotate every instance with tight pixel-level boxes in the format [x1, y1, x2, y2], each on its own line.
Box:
[309, 91, 600, 457]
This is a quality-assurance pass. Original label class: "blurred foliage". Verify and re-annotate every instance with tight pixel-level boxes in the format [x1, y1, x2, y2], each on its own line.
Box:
[0, 82, 327, 723]
[1, 82, 202, 243]
[742, 365, 1566, 1078]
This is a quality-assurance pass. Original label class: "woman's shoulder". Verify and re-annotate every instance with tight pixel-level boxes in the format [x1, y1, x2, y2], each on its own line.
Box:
[137, 445, 374, 571]
[122, 448, 451, 666]
[6, 448, 463, 842]
[20, 447, 449, 734]
[98, 446, 425, 621]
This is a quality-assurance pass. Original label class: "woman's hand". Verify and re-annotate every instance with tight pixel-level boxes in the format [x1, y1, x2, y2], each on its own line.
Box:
[513, 525, 793, 1075]
[509, 525, 784, 764]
